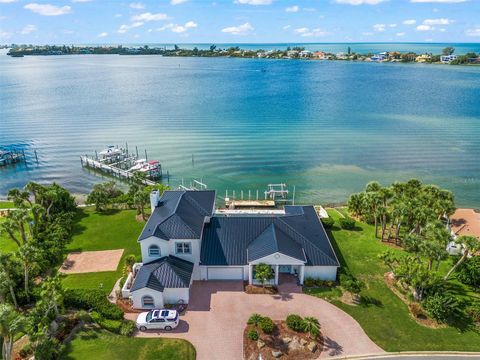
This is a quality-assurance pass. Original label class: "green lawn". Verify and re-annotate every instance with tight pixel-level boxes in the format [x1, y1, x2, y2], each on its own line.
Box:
[308, 209, 480, 352]
[62, 207, 144, 294]
[0, 201, 15, 209]
[62, 328, 196, 360]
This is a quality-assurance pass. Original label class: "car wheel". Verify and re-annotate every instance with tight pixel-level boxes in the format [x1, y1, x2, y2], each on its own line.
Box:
[165, 326, 172, 331]
[140, 326, 147, 331]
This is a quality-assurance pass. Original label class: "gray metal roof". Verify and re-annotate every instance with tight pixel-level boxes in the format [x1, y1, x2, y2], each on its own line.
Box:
[247, 223, 306, 262]
[130, 256, 194, 292]
[139, 190, 215, 241]
[200, 206, 339, 267]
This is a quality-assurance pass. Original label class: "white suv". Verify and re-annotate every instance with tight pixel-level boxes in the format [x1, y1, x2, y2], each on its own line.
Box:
[136, 309, 179, 331]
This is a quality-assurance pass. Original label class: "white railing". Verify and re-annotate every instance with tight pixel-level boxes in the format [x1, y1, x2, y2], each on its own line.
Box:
[252, 279, 275, 286]
[121, 263, 143, 299]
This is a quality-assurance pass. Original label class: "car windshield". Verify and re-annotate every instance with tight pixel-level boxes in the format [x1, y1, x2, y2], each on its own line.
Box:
[146, 311, 153, 322]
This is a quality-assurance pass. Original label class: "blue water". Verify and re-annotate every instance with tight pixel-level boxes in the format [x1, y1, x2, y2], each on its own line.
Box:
[1, 49, 480, 206]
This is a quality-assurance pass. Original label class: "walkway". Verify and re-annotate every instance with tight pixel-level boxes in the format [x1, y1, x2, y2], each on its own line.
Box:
[127, 281, 384, 360]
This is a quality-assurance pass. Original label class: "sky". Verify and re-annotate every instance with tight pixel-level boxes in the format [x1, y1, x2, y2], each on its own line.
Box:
[0, 0, 480, 44]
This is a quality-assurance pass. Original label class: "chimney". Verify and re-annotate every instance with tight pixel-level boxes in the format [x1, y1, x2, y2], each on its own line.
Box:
[150, 190, 160, 213]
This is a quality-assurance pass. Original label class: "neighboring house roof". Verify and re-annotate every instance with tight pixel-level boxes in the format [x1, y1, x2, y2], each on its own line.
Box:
[130, 256, 194, 292]
[248, 223, 306, 262]
[450, 208, 480, 239]
[139, 190, 215, 241]
[201, 206, 339, 267]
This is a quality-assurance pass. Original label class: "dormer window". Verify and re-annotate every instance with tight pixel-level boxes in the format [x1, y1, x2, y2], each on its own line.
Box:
[176, 242, 191, 254]
[148, 245, 161, 257]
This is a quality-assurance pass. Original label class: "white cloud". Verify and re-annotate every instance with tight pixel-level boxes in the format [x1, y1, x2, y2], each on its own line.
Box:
[373, 23, 386, 32]
[131, 12, 168, 22]
[362, 32, 374, 36]
[416, 24, 432, 31]
[71, 0, 93, 2]
[294, 27, 328, 37]
[389, 23, 397, 27]
[114, 13, 122, 17]
[403, 19, 416, 25]
[0, 0, 17, 3]
[185, 21, 197, 28]
[234, 0, 272, 5]
[411, 0, 468, 3]
[171, 0, 188, 4]
[97, 32, 108, 37]
[294, 27, 309, 34]
[156, 21, 196, 33]
[283, 25, 291, 30]
[396, 32, 406, 36]
[0, 30, 12, 39]
[24, 3, 71, 16]
[465, 26, 480, 37]
[221, 22, 254, 35]
[117, 21, 144, 33]
[285, 5, 299, 12]
[335, 0, 387, 5]
[21, 24, 37, 34]
[423, 18, 451, 25]
[129, 2, 145, 9]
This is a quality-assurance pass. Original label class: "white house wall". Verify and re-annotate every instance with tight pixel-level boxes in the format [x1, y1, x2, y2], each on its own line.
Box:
[140, 236, 170, 264]
[163, 288, 190, 304]
[131, 287, 164, 309]
[303, 266, 338, 281]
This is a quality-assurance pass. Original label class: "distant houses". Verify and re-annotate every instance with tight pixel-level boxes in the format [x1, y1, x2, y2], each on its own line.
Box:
[415, 54, 431, 63]
[440, 54, 457, 63]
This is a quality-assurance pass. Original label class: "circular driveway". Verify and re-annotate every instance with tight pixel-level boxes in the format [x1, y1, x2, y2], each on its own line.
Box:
[127, 281, 384, 360]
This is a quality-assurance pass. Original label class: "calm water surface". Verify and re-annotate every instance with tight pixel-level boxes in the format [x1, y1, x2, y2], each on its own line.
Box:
[1, 51, 480, 206]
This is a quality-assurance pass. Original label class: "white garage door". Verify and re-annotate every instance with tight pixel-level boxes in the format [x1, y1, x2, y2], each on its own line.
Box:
[207, 267, 244, 280]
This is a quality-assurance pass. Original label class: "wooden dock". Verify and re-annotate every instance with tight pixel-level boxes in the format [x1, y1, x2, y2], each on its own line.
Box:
[80, 144, 162, 186]
[0, 148, 26, 167]
[224, 199, 276, 209]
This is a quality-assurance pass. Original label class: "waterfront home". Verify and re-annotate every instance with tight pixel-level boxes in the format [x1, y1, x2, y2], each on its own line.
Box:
[415, 54, 431, 63]
[122, 190, 340, 309]
[313, 51, 328, 60]
[440, 54, 457, 63]
[299, 50, 312, 58]
[287, 50, 299, 58]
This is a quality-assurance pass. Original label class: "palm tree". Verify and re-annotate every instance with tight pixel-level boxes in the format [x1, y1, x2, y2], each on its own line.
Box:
[134, 190, 149, 221]
[0, 304, 25, 360]
[302, 317, 321, 339]
[445, 236, 480, 280]
[17, 244, 36, 302]
[38, 274, 64, 317]
[254, 263, 273, 288]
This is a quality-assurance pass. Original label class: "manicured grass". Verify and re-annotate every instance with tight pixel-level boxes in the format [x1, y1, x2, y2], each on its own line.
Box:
[308, 209, 480, 352]
[62, 328, 196, 360]
[0, 201, 15, 209]
[62, 207, 144, 294]
[0, 217, 19, 253]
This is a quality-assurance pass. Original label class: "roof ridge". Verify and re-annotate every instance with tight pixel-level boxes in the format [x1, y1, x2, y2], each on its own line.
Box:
[184, 193, 209, 215]
[277, 217, 337, 264]
[167, 213, 197, 238]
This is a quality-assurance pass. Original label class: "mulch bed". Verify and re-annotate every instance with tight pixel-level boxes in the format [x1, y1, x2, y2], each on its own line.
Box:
[245, 284, 278, 295]
[244, 321, 322, 360]
[116, 299, 142, 313]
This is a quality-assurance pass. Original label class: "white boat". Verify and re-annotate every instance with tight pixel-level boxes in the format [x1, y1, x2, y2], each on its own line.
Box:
[128, 159, 147, 172]
[139, 160, 159, 173]
[99, 145, 122, 158]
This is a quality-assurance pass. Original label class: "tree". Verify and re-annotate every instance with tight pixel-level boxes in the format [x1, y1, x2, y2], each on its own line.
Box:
[302, 316, 321, 339]
[0, 254, 19, 309]
[254, 263, 273, 288]
[0, 304, 25, 360]
[442, 47, 455, 56]
[38, 273, 64, 317]
[134, 190, 149, 221]
[457, 256, 480, 288]
[123, 254, 137, 276]
[87, 181, 123, 211]
[421, 221, 450, 271]
[444, 236, 480, 280]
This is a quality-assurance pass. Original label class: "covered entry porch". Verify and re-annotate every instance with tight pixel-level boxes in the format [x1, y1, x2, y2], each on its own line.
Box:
[248, 259, 305, 286]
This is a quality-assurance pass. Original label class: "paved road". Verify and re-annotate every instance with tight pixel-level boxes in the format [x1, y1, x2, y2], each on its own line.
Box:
[128, 280, 384, 360]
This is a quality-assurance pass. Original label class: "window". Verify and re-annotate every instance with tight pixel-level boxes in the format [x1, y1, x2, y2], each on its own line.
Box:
[148, 245, 160, 257]
[142, 295, 154, 308]
[176, 242, 191, 254]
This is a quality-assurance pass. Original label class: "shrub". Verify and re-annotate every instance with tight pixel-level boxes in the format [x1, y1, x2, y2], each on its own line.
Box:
[247, 313, 263, 327]
[247, 329, 259, 341]
[457, 257, 480, 288]
[321, 217, 335, 229]
[259, 316, 274, 334]
[34, 338, 62, 360]
[422, 293, 458, 323]
[120, 320, 137, 337]
[339, 217, 356, 230]
[19, 343, 33, 358]
[74, 310, 92, 323]
[286, 314, 304, 332]
[64, 289, 123, 320]
[340, 273, 364, 295]
[304, 277, 316, 287]
[466, 302, 480, 323]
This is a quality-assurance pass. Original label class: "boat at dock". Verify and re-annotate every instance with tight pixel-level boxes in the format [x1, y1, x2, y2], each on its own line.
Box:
[99, 145, 122, 158]
[128, 159, 147, 172]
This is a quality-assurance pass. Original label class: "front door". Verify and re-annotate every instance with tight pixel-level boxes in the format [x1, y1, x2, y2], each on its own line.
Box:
[279, 265, 292, 274]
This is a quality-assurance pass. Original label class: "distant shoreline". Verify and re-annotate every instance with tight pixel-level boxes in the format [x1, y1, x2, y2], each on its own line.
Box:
[5, 45, 480, 66]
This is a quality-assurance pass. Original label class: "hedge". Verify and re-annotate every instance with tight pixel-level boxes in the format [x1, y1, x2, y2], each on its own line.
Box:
[64, 289, 123, 320]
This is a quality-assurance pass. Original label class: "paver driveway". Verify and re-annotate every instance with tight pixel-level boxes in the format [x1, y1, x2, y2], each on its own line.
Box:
[127, 281, 384, 360]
